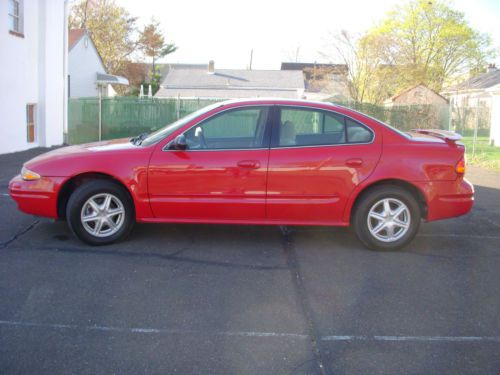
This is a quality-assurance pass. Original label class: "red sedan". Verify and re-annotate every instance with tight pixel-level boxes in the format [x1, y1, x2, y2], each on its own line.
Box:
[9, 99, 473, 250]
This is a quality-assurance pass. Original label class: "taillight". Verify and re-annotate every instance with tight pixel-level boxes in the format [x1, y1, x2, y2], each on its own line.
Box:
[456, 156, 466, 175]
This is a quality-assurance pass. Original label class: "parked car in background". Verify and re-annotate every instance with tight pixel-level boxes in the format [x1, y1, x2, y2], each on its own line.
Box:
[9, 99, 474, 250]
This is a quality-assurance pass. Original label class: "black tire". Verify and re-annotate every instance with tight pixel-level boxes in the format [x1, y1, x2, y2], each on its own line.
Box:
[352, 185, 420, 251]
[66, 180, 135, 245]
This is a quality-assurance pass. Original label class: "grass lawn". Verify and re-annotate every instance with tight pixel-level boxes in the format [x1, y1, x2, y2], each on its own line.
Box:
[462, 136, 500, 172]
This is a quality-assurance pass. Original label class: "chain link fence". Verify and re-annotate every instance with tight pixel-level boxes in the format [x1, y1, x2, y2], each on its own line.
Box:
[68, 97, 222, 144]
[449, 105, 491, 137]
[68, 97, 491, 146]
[329, 101, 451, 131]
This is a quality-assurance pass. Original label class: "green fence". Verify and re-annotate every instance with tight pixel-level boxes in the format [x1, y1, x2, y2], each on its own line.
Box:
[68, 97, 490, 145]
[449, 105, 491, 137]
[68, 98, 99, 144]
[68, 97, 222, 144]
[329, 101, 451, 131]
[329, 101, 491, 137]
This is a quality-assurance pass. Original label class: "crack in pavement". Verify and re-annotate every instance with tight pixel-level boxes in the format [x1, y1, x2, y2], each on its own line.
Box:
[484, 217, 500, 229]
[0, 220, 40, 250]
[3, 243, 288, 271]
[280, 226, 328, 375]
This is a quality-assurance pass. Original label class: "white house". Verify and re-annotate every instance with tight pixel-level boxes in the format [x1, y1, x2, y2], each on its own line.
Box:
[442, 65, 500, 146]
[441, 65, 500, 111]
[487, 85, 500, 146]
[0, 0, 66, 154]
[68, 28, 128, 98]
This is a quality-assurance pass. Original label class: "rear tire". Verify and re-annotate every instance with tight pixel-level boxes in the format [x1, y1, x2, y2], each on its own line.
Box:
[66, 180, 135, 245]
[352, 185, 420, 251]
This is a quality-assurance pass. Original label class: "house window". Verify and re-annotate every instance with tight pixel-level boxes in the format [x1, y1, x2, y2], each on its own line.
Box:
[26, 104, 36, 143]
[8, 0, 23, 35]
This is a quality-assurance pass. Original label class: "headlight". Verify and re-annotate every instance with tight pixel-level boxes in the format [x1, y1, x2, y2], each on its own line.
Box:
[21, 167, 41, 181]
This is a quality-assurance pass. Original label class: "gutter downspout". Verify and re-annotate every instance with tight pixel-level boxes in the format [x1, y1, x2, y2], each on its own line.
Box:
[63, 0, 70, 143]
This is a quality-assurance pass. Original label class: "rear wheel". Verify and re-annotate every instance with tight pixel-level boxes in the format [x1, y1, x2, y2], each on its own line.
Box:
[66, 180, 134, 245]
[352, 186, 420, 251]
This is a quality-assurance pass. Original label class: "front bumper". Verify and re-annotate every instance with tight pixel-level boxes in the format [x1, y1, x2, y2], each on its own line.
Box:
[8, 175, 65, 218]
[416, 178, 474, 222]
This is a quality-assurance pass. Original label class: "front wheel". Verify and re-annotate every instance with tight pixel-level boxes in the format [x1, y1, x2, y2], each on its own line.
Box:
[352, 186, 421, 251]
[66, 180, 135, 245]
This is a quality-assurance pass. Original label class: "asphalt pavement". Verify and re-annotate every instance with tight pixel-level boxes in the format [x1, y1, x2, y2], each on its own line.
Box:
[0, 147, 499, 374]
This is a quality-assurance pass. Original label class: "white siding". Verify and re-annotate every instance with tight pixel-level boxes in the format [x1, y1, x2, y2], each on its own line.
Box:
[68, 33, 106, 98]
[489, 91, 500, 147]
[447, 92, 492, 108]
[0, 0, 64, 154]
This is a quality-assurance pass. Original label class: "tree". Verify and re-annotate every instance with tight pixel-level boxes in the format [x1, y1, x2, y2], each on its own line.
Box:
[322, 30, 389, 103]
[138, 19, 177, 94]
[69, 0, 138, 74]
[366, 0, 495, 92]
[114, 61, 149, 96]
[324, 0, 495, 103]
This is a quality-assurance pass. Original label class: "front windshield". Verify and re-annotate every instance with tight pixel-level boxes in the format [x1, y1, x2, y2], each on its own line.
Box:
[140, 102, 224, 146]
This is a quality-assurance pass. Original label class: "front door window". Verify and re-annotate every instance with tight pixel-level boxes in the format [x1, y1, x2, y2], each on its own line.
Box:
[182, 107, 270, 150]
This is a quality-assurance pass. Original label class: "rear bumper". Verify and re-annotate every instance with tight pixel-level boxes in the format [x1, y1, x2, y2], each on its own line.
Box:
[8, 175, 65, 218]
[416, 178, 474, 221]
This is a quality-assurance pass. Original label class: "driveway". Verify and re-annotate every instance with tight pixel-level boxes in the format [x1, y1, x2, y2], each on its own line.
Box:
[1, 147, 499, 374]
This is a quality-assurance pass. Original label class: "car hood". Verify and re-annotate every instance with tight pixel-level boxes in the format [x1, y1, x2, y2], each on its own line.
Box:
[22, 138, 152, 177]
[26, 138, 136, 165]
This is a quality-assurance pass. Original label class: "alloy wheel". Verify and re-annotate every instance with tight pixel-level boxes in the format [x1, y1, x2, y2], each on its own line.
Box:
[80, 193, 125, 238]
[367, 198, 411, 243]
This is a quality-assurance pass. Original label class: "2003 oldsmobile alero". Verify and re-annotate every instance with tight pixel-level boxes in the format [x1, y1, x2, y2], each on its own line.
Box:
[9, 99, 474, 251]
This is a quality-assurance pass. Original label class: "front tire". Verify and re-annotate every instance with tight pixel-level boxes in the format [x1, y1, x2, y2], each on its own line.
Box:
[352, 186, 420, 251]
[66, 180, 135, 245]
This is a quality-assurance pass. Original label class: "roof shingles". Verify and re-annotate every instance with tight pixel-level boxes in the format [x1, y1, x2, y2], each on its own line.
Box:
[68, 29, 85, 50]
[443, 69, 500, 92]
[156, 67, 305, 99]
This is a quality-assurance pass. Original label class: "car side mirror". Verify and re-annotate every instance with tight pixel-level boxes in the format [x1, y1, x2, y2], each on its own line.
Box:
[171, 134, 187, 150]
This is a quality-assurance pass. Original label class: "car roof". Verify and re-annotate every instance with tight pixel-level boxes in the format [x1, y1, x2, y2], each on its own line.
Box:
[217, 97, 341, 108]
[214, 98, 408, 140]
[216, 97, 359, 119]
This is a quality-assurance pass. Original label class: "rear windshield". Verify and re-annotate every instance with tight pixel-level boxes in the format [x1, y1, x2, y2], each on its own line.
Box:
[330, 103, 410, 139]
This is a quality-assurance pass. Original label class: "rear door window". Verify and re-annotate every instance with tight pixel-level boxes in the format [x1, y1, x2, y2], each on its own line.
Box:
[276, 107, 373, 147]
[346, 118, 374, 143]
[278, 108, 347, 147]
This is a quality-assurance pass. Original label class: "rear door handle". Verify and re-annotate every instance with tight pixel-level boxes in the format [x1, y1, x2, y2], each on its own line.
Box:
[237, 160, 260, 169]
[345, 158, 363, 167]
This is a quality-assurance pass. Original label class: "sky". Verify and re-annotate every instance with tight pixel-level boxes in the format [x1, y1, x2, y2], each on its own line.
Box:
[116, 0, 500, 70]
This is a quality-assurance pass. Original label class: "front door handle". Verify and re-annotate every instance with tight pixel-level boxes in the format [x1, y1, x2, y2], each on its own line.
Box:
[345, 158, 363, 167]
[237, 160, 260, 169]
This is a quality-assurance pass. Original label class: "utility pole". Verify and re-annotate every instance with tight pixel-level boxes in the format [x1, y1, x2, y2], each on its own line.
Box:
[249, 49, 253, 70]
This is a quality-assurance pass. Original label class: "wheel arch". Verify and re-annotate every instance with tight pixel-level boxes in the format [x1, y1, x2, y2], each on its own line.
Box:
[57, 172, 135, 220]
[345, 179, 428, 224]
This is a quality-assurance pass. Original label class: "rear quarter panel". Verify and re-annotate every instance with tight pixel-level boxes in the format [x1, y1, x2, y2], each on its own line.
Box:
[341, 128, 465, 222]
